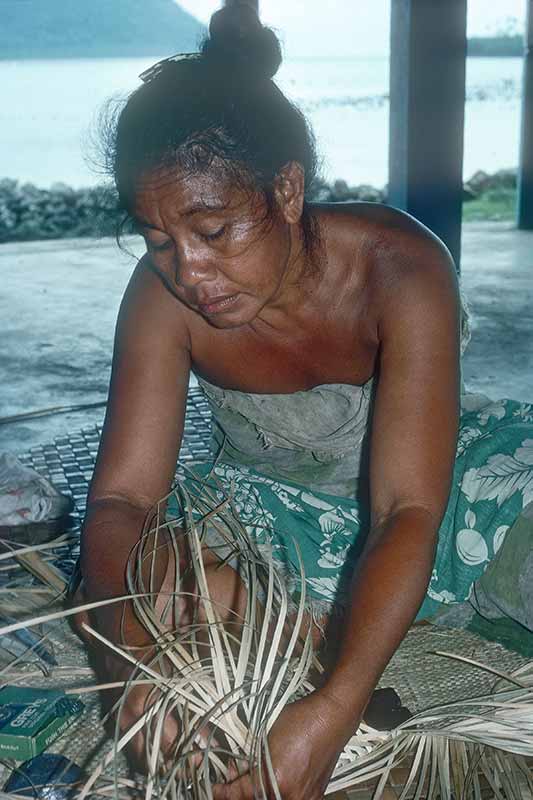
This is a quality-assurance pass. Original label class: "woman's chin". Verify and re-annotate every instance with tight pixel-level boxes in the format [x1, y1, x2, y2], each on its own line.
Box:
[202, 311, 252, 329]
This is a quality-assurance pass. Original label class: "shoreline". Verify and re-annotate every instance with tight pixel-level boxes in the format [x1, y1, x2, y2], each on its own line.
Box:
[0, 168, 518, 244]
[1, 35, 523, 61]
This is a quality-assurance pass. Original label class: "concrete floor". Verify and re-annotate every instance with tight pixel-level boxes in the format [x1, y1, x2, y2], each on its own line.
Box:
[460, 223, 533, 402]
[1, 222, 532, 455]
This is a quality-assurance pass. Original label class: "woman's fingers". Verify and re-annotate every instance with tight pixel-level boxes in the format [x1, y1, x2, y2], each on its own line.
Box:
[226, 761, 241, 783]
[212, 773, 258, 800]
[68, 583, 94, 644]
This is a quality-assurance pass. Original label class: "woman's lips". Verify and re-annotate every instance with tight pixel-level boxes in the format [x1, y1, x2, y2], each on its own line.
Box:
[197, 293, 240, 315]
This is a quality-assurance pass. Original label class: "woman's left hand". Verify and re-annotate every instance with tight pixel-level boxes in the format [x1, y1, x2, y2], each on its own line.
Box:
[212, 690, 357, 800]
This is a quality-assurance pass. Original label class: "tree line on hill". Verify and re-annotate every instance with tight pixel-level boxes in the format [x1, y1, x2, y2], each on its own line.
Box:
[0, 0, 205, 59]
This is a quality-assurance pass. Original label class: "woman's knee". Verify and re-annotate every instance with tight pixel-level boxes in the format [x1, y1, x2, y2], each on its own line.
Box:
[191, 550, 249, 627]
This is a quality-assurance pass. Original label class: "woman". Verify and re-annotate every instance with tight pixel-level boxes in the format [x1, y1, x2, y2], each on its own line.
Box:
[77, 5, 533, 798]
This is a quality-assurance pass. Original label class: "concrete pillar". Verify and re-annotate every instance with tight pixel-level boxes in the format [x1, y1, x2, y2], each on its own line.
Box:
[389, 0, 467, 269]
[518, 1, 533, 229]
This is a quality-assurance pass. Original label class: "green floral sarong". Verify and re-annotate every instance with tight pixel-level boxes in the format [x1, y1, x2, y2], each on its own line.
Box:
[167, 392, 533, 622]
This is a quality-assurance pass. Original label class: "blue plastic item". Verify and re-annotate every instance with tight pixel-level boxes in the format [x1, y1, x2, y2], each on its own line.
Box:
[4, 753, 83, 799]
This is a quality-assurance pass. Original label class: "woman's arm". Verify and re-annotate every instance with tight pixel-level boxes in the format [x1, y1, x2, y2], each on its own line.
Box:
[73, 255, 193, 762]
[321, 225, 461, 726]
[214, 224, 462, 800]
[78, 254, 192, 644]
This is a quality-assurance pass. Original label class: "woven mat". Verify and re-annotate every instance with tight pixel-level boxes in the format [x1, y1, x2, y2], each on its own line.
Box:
[15, 386, 212, 524]
[378, 623, 527, 712]
[0, 388, 212, 580]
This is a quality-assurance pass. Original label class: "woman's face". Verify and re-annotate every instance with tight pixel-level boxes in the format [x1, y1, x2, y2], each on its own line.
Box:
[133, 165, 305, 329]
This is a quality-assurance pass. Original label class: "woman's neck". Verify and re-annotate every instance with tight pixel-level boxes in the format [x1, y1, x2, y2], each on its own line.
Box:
[250, 212, 326, 335]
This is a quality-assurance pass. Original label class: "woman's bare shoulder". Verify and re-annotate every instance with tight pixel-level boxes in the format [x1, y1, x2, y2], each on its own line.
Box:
[117, 253, 192, 350]
[316, 202, 457, 303]
[316, 201, 453, 265]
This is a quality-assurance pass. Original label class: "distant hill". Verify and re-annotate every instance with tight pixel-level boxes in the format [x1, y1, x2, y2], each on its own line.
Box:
[0, 0, 206, 59]
[468, 35, 523, 58]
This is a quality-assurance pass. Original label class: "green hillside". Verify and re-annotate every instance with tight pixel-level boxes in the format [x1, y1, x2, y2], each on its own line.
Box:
[0, 0, 206, 59]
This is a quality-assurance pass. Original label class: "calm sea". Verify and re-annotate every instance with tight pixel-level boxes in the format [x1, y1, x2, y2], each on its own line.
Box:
[3, 55, 523, 189]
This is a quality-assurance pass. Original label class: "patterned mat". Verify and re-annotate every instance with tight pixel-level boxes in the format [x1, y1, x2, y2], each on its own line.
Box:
[16, 386, 212, 526]
[0, 388, 213, 578]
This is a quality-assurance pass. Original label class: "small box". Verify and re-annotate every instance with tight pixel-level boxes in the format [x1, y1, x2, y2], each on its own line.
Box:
[0, 686, 84, 761]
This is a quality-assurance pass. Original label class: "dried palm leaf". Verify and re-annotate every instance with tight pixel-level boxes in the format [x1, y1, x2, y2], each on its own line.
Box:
[75, 471, 533, 798]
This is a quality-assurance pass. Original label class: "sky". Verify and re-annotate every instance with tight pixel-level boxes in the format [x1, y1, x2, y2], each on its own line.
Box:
[175, 0, 526, 58]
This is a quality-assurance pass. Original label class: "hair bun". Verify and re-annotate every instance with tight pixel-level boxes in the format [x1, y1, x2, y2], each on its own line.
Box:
[203, 3, 282, 81]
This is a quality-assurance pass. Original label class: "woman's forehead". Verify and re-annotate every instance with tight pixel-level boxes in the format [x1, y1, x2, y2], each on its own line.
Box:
[134, 166, 263, 222]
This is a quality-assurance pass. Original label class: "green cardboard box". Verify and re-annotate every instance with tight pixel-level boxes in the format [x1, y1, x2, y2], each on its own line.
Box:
[0, 686, 84, 761]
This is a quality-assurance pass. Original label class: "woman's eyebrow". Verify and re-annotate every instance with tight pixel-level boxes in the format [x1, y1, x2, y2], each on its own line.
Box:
[132, 202, 229, 230]
[132, 217, 159, 232]
[182, 201, 229, 216]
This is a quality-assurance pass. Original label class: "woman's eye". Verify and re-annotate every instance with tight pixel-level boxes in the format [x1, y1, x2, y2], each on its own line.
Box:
[201, 226, 226, 242]
[147, 238, 173, 252]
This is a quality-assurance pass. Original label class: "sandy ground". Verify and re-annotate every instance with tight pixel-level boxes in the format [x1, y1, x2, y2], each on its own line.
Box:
[1, 222, 532, 455]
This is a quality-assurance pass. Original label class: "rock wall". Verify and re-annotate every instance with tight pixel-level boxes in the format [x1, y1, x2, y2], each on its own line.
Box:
[0, 169, 518, 244]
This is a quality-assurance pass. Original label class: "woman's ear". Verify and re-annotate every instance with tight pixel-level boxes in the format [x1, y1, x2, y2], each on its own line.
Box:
[274, 161, 305, 224]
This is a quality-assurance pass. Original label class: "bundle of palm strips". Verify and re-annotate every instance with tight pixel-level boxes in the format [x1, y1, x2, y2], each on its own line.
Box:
[4, 468, 533, 799]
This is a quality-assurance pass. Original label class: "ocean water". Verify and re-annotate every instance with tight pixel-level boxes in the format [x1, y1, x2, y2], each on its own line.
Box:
[3, 55, 523, 189]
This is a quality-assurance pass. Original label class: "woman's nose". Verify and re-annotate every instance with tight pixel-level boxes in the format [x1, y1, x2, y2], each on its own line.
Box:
[174, 243, 216, 288]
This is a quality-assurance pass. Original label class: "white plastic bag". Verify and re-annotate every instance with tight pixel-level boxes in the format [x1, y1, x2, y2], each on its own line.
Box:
[0, 453, 73, 526]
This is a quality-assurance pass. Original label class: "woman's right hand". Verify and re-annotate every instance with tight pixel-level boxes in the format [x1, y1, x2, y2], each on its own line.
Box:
[71, 526, 187, 769]
[70, 584, 164, 766]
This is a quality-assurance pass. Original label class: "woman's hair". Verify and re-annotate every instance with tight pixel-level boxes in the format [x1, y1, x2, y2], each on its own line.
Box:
[101, 2, 321, 254]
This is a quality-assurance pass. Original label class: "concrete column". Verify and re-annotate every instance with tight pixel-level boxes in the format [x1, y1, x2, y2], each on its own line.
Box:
[518, 1, 533, 229]
[389, 0, 467, 269]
